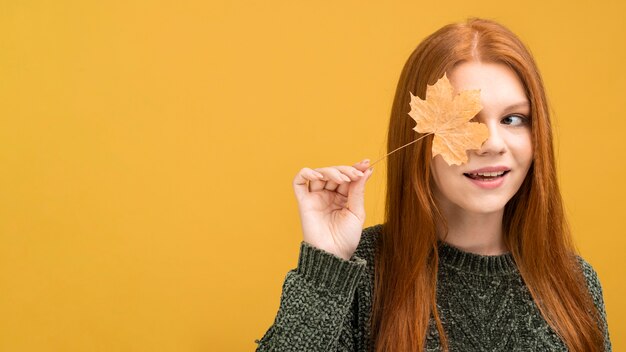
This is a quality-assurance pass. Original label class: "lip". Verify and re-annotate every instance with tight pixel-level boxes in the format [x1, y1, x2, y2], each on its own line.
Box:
[464, 165, 511, 174]
[463, 170, 510, 189]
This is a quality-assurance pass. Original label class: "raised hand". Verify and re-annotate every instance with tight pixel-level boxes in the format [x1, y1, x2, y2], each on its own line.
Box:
[292, 159, 374, 260]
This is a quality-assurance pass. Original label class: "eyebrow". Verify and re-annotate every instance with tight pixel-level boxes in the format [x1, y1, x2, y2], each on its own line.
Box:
[502, 101, 530, 114]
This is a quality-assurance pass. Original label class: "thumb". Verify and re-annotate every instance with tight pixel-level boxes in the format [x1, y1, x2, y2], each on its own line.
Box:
[347, 167, 374, 220]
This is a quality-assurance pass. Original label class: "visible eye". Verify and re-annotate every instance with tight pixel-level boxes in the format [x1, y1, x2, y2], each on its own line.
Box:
[501, 114, 528, 126]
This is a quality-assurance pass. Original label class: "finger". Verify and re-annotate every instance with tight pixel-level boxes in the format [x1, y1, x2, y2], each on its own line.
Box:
[310, 176, 338, 192]
[293, 167, 324, 198]
[336, 181, 349, 197]
[320, 167, 351, 195]
[347, 166, 374, 220]
[354, 158, 370, 172]
[313, 167, 352, 184]
[333, 165, 365, 181]
[308, 161, 370, 195]
[324, 181, 340, 192]
[332, 165, 361, 197]
[336, 160, 369, 197]
[312, 165, 360, 196]
[309, 167, 348, 193]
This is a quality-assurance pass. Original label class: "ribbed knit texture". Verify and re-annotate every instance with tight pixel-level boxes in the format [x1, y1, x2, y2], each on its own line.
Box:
[255, 224, 612, 351]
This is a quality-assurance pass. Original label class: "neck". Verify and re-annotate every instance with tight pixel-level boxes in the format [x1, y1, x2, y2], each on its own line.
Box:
[435, 206, 508, 256]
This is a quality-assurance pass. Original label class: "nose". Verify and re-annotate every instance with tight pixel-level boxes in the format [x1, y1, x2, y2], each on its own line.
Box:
[475, 121, 506, 156]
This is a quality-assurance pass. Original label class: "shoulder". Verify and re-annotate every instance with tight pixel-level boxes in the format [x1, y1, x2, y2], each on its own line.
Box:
[574, 255, 606, 310]
[574, 254, 612, 350]
[575, 255, 602, 291]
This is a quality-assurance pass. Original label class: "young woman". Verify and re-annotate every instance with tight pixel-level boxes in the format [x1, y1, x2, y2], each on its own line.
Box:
[255, 18, 611, 351]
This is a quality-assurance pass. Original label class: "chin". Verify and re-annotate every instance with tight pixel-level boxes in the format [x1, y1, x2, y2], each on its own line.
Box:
[461, 202, 507, 215]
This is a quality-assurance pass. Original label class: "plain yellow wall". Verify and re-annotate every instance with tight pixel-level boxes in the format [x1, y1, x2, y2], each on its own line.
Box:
[1, 1, 624, 351]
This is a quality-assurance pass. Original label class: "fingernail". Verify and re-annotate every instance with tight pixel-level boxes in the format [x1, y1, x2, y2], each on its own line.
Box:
[354, 170, 364, 176]
[362, 159, 370, 164]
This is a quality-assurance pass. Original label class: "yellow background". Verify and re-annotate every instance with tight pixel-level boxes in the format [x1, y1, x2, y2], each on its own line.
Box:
[1, 1, 624, 351]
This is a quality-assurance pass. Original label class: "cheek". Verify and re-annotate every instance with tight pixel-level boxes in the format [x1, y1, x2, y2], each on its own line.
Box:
[431, 156, 451, 183]
[430, 157, 460, 191]
[516, 135, 534, 165]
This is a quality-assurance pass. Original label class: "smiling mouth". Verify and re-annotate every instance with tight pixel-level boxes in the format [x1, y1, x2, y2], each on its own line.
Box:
[463, 170, 511, 181]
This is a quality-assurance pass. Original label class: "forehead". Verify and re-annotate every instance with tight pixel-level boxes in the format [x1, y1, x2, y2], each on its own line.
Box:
[448, 61, 529, 110]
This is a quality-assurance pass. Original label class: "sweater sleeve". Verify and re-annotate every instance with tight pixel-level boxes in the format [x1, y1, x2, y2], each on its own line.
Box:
[254, 241, 367, 351]
[577, 256, 612, 352]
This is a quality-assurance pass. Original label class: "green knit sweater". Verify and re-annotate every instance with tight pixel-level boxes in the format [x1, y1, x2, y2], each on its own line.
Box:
[255, 224, 612, 351]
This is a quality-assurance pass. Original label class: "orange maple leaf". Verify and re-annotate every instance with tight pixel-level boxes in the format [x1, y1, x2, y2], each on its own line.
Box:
[408, 72, 489, 166]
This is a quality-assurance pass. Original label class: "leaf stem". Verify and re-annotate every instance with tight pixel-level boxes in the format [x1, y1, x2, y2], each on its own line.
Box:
[367, 132, 434, 170]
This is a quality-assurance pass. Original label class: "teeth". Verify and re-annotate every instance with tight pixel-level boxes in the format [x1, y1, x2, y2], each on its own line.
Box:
[471, 171, 505, 177]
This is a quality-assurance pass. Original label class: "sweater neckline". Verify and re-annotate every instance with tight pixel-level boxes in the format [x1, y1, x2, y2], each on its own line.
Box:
[437, 240, 518, 276]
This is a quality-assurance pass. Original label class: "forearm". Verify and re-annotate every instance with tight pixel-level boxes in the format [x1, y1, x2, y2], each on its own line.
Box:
[255, 242, 366, 351]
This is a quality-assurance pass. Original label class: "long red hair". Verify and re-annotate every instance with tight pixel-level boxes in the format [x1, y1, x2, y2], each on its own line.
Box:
[371, 17, 605, 351]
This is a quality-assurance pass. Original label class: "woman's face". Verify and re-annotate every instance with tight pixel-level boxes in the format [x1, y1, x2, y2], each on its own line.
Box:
[430, 61, 533, 215]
